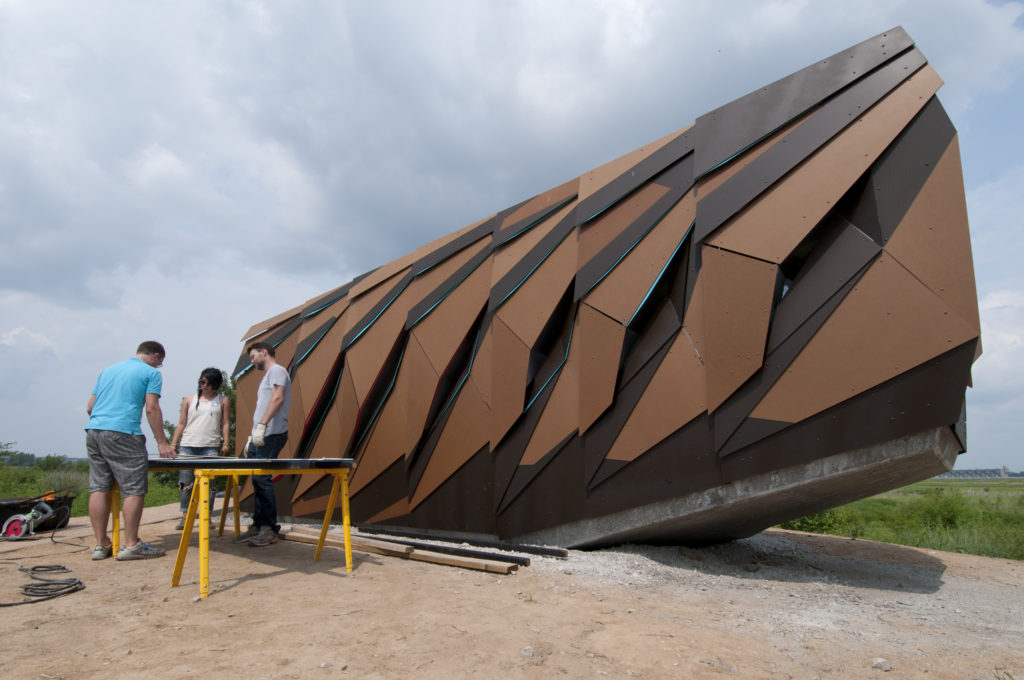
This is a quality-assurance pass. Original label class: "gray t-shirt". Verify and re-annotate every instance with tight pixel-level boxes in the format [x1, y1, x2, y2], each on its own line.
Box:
[253, 363, 291, 436]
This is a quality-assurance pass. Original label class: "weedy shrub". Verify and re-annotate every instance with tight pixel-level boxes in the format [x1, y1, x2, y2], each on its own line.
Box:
[41, 468, 89, 497]
[904, 489, 976, 529]
[779, 506, 858, 534]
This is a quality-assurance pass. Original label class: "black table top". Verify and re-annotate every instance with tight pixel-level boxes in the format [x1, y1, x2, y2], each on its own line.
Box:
[147, 456, 355, 470]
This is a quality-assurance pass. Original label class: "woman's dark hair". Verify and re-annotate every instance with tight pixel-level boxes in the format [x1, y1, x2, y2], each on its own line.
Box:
[196, 367, 224, 406]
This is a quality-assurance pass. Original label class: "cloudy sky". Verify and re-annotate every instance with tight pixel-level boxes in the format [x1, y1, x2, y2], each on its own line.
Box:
[1, 1, 1022, 471]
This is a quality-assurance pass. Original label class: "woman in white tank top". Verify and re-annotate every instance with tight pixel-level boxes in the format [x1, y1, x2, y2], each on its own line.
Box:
[170, 367, 232, 529]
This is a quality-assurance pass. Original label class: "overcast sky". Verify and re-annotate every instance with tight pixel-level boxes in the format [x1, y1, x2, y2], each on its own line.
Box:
[2, 1, 1022, 472]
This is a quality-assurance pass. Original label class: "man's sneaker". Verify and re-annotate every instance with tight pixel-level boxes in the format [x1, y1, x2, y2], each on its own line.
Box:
[91, 544, 113, 560]
[232, 525, 261, 543]
[248, 526, 278, 547]
[116, 541, 166, 561]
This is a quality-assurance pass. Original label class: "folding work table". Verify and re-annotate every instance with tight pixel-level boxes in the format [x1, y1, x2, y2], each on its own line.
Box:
[108, 457, 356, 598]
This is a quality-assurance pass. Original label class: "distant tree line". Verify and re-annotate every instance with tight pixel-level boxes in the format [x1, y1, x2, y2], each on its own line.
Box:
[0, 442, 88, 472]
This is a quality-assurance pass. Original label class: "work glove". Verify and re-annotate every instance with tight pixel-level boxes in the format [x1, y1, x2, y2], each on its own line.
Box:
[253, 423, 267, 447]
[241, 437, 252, 458]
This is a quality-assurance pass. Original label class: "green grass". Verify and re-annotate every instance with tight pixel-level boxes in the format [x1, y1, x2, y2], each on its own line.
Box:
[779, 478, 1024, 560]
[1, 465, 181, 518]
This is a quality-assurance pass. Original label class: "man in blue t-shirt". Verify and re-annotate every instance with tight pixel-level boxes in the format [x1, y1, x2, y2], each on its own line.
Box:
[85, 340, 176, 561]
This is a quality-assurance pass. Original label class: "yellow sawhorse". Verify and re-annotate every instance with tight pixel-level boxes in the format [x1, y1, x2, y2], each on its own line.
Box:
[110, 461, 354, 599]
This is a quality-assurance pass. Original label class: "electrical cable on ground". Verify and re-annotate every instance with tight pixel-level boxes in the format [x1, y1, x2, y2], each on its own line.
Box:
[0, 505, 88, 606]
[0, 561, 85, 606]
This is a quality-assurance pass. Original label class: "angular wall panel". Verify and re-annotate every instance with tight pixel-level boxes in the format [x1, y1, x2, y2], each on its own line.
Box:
[700, 247, 778, 412]
[234, 27, 979, 547]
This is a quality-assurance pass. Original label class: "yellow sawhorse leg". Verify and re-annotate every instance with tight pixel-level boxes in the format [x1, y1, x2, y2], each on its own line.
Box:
[315, 473, 341, 562]
[171, 478, 200, 587]
[312, 470, 353, 574]
[110, 486, 121, 555]
[198, 472, 210, 598]
[218, 473, 242, 537]
[342, 469, 352, 574]
[170, 472, 213, 598]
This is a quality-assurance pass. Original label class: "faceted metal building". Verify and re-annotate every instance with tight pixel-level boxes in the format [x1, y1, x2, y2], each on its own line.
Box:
[234, 27, 980, 547]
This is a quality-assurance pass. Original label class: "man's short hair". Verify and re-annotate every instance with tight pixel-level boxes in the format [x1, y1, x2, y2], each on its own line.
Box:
[137, 340, 166, 357]
[247, 341, 276, 357]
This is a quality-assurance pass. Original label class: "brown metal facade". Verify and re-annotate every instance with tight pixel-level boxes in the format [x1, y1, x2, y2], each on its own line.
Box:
[234, 27, 979, 544]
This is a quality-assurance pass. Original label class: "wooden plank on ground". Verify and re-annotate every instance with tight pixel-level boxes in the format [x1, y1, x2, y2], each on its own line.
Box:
[282, 529, 413, 557]
[285, 528, 518, 574]
[406, 549, 518, 574]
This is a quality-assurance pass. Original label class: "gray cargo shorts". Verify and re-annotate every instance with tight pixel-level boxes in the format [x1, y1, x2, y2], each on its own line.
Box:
[86, 429, 149, 497]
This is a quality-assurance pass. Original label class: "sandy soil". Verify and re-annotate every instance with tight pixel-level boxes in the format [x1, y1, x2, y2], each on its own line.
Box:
[2, 503, 1021, 679]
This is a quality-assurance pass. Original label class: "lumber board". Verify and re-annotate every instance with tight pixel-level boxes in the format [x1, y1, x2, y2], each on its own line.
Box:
[356, 524, 569, 558]
[361, 534, 532, 567]
[282, 529, 412, 557]
[284, 528, 519, 574]
[406, 549, 518, 574]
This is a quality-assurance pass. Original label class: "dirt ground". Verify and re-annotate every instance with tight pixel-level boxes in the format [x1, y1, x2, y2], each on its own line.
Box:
[2, 503, 1021, 680]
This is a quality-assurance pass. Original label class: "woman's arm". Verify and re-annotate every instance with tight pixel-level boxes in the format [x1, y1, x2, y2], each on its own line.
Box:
[170, 394, 192, 449]
[220, 395, 232, 453]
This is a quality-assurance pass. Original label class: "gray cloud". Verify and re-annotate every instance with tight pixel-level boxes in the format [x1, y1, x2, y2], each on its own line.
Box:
[1, 0, 1022, 468]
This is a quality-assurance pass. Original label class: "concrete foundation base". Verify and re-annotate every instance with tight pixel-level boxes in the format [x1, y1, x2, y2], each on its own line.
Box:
[516, 426, 961, 548]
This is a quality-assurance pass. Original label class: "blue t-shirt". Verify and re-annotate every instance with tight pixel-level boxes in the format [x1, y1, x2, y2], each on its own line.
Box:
[86, 358, 163, 435]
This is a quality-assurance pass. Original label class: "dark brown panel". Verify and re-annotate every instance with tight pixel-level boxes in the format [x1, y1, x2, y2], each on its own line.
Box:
[621, 300, 683, 386]
[348, 456, 409, 524]
[348, 214, 492, 299]
[715, 258, 872, 456]
[578, 183, 669, 270]
[499, 432, 575, 517]
[521, 363, 579, 466]
[341, 268, 410, 339]
[574, 303, 626, 434]
[767, 219, 881, 353]
[348, 375, 408, 496]
[239, 302, 305, 342]
[581, 334, 675, 486]
[494, 178, 578, 243]
[577, 126, 693, 210]
[694, 27, 914, 177]
[298, 278, 357, 320]
[404, 247, 492, 330]
[492, 200, 577, 284]
[496, 234, 577, 347]
[400, 333, 442, 457]
[347, 237, 489, 402]
[400, 445, 496, 536]
[488, 208, 579, 313]
[586, 192, 695, 323]
[488, 315, 531, 447]
[722, 340, 976, 481]
[606, 329, 705, 462]
[492, 361, 568, 513]
[868, 97, 957, 244]
[750, 254, 977, 424]
[410, 374, 492, 508]
[700, 247, 777, 412]
[703, 63, 941, 262]
[885, 136, 979, 334]
[589, 414, 719, 511]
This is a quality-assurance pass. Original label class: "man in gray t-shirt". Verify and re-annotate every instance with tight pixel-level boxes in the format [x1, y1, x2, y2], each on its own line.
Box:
[235, 341, 292, 547]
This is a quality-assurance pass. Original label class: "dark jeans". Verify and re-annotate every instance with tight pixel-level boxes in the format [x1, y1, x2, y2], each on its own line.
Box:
[248, 432, 287, 532]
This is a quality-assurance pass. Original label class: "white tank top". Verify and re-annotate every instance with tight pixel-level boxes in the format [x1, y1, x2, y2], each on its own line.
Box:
[179, 395, 223, 447]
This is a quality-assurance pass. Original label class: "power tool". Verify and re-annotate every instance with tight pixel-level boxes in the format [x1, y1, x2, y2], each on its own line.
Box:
[2, 501, 54, 539]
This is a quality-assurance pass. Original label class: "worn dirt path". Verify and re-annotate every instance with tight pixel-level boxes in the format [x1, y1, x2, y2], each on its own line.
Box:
[2, 503, 1021, 679]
